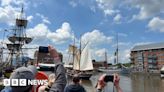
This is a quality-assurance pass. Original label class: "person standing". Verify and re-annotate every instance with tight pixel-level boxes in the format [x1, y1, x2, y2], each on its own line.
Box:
[1, 65, 38, 92]
[64, 74, 86, 92]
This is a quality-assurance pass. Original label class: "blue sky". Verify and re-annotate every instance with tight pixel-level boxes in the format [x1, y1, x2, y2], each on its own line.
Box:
[0, 0, 164, 64]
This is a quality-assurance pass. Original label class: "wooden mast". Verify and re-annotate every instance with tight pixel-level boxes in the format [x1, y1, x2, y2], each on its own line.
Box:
[72, 34, 75, 70]
[116, 33, 119, 64]
[79, 35, 81, 70]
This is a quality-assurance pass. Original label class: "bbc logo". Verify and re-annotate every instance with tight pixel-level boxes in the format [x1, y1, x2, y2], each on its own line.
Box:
[3, 79, 27, 86]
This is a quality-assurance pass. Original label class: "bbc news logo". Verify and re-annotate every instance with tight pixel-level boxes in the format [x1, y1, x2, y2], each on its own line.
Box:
[3, 79, 48, 86]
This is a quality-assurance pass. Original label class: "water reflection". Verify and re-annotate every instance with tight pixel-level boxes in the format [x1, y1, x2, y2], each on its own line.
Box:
[47, 71, 164, 92]
[131, 74, 164, 92]
[81, 73, 164, 92]
[82, 80, 95, 92]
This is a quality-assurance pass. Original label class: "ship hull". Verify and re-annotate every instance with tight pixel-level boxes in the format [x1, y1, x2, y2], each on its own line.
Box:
[67, 69, 93, 80]
[37, 63, 55, 71]
[98, 68, 121, 74]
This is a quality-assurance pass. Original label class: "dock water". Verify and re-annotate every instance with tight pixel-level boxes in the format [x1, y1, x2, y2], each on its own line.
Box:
[0, 71, 164, 92]
[62, 71, 164, 92]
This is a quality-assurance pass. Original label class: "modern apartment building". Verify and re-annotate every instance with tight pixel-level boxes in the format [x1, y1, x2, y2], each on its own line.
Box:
[131, 42, 164, 71]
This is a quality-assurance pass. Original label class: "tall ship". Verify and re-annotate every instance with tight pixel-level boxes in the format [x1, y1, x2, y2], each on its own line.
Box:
[66, 38, 94, 80]
[0, 6, 33, 77]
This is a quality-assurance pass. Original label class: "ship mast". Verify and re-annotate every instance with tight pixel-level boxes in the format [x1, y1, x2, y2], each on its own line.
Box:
[105, 51, 107, 62]
[73, 34, 76, 69]
[79, 37, 81, 56]
[116, 33, 119, 64]
[114, 33, 119, 64]
[6, 6, 32, 67]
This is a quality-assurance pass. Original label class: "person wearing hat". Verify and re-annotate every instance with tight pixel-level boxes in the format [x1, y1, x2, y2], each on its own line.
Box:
[64, 74, 86, 92]
[1, 65, 38, 92]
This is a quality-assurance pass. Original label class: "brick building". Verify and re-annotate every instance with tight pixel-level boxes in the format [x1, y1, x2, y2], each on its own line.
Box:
[34, 50, 63, 64]
[131, 42, 164, 71]
[92, 60, 108, 69]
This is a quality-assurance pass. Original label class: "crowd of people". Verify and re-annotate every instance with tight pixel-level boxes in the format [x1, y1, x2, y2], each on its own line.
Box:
[1, 46, 122, 92]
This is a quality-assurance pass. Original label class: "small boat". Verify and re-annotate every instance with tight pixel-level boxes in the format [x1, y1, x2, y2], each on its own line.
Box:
[120, 67, 131, 74]
[98, 67, 121, 74]
[160, 66, 164, 78]
[67, 70, 93, 80]
[120, 64, 131, 74]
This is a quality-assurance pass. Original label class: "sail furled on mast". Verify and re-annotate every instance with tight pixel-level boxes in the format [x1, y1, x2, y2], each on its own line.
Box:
[68, 45, 77, 53]
[68, 45, 80, 70]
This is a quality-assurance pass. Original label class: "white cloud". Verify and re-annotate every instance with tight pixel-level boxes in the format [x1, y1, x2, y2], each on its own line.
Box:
[1, 0, 12, 6]
[90, 6, 96, 13]
[129, 0, 164, 20]
[69, 1, 77, 7]
[95, 0, 120, 16]
[1, 0, 28, 7]
[119, 49, 130, 63]
[113, 14, 122, 23]
[95, 48, 106, 58]
[118, 33, 127, 37]
[112, 42, 130, 48]
[13, 0, 26, 5]
[148, 17, 164, 32]
[47, 22, 72, 44]
[43, 19, 51, 24]
[36, 13, 51, 24]
[64, 0, 163, 21]
[27, 22, 73, 45]
[81, 30, 113, 46]
[26, 23, 50, 38]
[0, 1, 30, 26]
[0, 6, 19, 25]
[104, 9, 119, 16]
[27, 15, 33, 22]
[134, 42, 152, 46]
[93, 48, 131, 64]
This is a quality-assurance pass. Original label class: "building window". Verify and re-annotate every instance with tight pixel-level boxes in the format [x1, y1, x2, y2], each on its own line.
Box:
[137, 52, 143, 62]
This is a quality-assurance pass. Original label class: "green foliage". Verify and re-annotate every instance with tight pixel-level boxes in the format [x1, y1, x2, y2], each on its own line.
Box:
[123, 62, 133, 67]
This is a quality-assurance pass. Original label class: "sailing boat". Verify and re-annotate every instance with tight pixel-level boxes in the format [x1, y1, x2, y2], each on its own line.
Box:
[97, 51, 121, 74]
[120, 64, 131, 74]
[0, 6, 33, 77]
[98, 33, 121, 73]
[66, 41, 94, 80]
